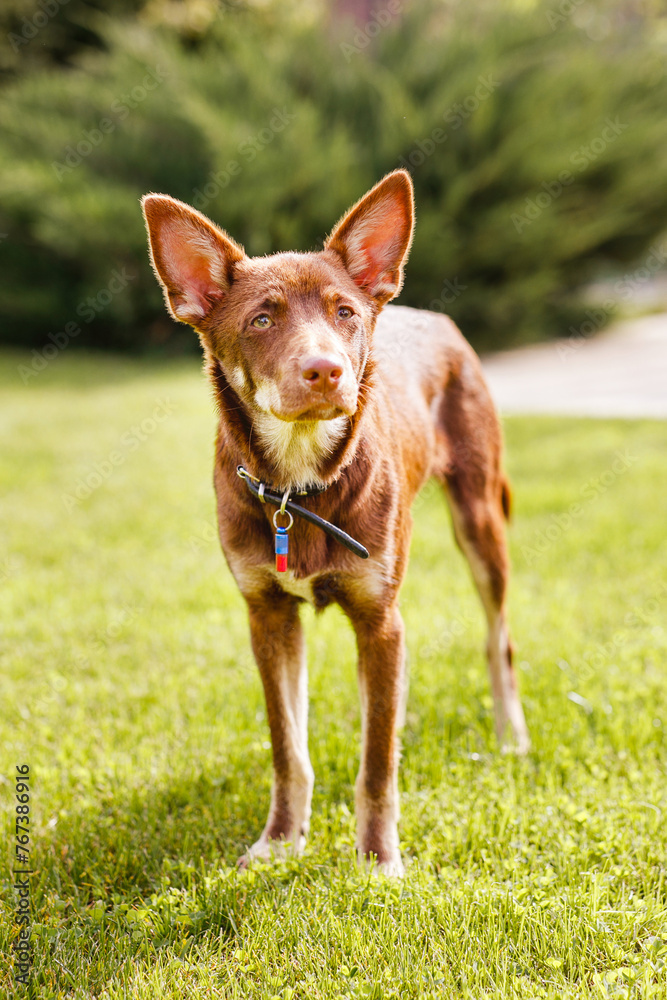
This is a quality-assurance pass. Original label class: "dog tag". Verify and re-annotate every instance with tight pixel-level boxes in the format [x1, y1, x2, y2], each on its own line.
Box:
[275, 526, 289, 573]
[273, 502, 293, 574]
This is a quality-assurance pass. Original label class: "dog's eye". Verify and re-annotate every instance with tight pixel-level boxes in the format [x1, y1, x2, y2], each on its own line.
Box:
[337, 306, 353, 320]
[251, 314, 273, 330]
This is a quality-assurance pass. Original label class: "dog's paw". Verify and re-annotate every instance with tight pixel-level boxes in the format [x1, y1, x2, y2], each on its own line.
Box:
[500, 732, 531, 756]
[376, 856, 405, 879]
[358, 850, 405, 879]
[237, 833, 306, 868]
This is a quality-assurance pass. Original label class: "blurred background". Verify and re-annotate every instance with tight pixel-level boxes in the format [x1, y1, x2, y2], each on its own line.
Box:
[1, 0, 666, 356]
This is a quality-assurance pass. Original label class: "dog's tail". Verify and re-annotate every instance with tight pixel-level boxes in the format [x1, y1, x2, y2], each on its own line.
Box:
[501, 477, 512, 521]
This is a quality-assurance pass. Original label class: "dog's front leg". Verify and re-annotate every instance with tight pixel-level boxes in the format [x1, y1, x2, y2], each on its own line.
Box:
[241, 590, 314, 865]
[352, 602, 407, 877]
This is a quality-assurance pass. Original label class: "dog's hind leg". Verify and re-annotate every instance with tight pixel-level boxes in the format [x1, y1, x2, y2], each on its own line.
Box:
[436, 366, 530, 754]
[240, 587, 314, 864]
[444, 483, 529, 754]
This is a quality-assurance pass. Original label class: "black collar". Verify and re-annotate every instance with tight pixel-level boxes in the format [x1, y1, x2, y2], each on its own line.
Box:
[236, 466, 369, 560]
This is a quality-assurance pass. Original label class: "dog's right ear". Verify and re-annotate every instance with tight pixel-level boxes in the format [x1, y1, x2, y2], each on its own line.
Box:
[141, 194, 245, 327]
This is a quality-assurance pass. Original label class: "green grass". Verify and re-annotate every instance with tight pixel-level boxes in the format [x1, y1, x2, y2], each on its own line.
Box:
[1, 348, 666, 999]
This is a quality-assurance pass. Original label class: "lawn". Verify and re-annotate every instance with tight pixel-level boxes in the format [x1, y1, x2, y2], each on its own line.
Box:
[1, 348, 666, 999]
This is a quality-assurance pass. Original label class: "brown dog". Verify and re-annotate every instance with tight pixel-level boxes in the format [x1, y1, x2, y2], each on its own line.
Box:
[142, 170, 529, 876]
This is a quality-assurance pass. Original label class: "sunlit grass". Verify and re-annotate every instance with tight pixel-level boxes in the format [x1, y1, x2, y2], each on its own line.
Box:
[1, 349, 666, 998]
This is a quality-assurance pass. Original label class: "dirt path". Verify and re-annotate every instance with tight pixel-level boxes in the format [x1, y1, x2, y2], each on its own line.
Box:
[480, 312, 667, 418]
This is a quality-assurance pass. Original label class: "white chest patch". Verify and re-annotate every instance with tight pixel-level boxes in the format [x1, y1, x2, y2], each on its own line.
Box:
[252, 411, 349, 489]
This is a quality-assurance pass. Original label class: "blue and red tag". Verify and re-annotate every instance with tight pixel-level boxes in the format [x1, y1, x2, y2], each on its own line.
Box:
[275, 526, 289, 573]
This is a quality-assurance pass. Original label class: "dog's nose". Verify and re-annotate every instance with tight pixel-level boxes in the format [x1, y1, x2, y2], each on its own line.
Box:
[301, 357, 344, 393]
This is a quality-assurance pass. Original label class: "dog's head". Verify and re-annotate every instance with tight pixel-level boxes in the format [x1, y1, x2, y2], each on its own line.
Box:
[142, 172, 414, 426]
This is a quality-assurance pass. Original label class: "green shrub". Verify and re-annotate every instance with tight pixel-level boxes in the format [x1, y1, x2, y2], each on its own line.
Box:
[1, 0, 665, 353]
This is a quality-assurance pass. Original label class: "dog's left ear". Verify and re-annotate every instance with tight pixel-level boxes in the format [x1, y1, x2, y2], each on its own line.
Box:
[325, 170, 414, 307]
